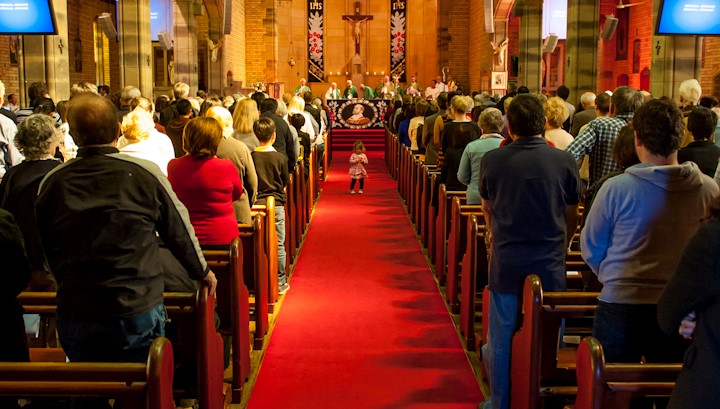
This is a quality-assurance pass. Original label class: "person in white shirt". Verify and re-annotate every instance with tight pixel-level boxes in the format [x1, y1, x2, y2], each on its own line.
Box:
[425, 80, 441, 100]
[435, 75, 448, 93]
[0, 81, 22, 180]
[5, 94, 20, 114]
[118, 108, 175, 175]
[324, 82, 341, 103]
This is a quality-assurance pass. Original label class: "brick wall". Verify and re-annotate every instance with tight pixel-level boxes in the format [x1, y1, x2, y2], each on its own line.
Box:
[468, 0, 495, 93]
[66, 0, 119, 91]
[597, 1, 652, 93]
[441, 2, 470, 90]
[0, 36, 20, 97]
[223, 0, 246, 86]
[245, 0, 265, 86]
[700, 38, 720, 97]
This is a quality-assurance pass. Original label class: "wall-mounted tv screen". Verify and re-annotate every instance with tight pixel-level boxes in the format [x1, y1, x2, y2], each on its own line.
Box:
[0, 0, 58, 35]
[542, 0, 567, 40]
[151, 0, 173, 41]
[656, 0, 720, 36]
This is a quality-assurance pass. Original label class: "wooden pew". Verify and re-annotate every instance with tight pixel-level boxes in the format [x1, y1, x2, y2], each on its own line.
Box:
[252, 196, 280, 312]
[568, 337, 681, 409]
[508, 275, 600, 409]
[459, 214, 488, 351]
[285, 172, 296, 269]
[201, 238, 251, 403]
[433, 185, 466, 285]
[446, 197, 484, 314]
[419, 165, 439, 247]
[0, 337, 175, 409]
[408, 153, 423, 225]
[426, 173, 440, 263]
[20, 285, 224, 409]
[238, 215, 270, 349]
[294, 161, 305, 259]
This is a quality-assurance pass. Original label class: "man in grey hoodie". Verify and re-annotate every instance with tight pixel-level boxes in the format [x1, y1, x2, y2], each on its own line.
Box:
[582, 98, 719, 364]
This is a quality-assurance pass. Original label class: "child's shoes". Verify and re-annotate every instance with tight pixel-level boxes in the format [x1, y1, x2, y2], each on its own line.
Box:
[358, 189, 363, 194]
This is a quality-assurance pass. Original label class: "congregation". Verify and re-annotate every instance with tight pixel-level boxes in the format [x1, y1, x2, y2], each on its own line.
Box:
[2, 69, 720, 409]
[385, 77, 720, 409]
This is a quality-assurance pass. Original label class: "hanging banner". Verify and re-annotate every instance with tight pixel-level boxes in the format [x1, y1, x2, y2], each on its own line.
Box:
[308, 0, 324, 82]
[390, 0, 406, 82]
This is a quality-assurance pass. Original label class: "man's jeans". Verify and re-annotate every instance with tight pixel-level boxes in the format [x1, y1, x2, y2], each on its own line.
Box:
[276, 205, 287, 284]
[481, 291, 520, 409]
[58, 303, 166, 363]
[592, 301, 687, 363]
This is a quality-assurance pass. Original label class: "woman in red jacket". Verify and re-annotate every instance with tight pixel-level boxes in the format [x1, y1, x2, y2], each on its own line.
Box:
[168, 116, 242, 246]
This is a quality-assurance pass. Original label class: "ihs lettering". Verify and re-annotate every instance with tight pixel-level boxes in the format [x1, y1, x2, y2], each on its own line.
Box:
[392, 1, 405, 10]
[310, 1, 323, 11]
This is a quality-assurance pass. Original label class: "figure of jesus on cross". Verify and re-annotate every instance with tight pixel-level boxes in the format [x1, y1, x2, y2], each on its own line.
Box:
[343, 2, 373, 55]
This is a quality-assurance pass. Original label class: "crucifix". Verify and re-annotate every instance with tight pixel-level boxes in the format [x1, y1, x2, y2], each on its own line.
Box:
[343, 2, 373, 55]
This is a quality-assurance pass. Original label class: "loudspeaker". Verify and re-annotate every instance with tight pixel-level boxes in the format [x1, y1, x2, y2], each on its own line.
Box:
[484, 0, 494, 33]
[158, 32, 173, 51]
[543, 34, 559, 53]
[97, 12, 116, 40]
[600, 15, 619, 40]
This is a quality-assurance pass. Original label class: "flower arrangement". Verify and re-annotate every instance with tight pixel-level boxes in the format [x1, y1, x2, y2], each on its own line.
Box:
[252, 82, 267, 93]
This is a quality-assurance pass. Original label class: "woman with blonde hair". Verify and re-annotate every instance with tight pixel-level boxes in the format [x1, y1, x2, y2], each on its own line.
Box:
[119, 107, 175, 174]
[287, 95, 316, 140]
[543, 96, 574, 149]
[206, 106, 258, 224]
[168, 117, 241, 246]
[232, 98, 261, 150]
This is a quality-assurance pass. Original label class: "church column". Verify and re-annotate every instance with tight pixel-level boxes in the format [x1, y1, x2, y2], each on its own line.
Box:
[174, 0, 200, 95]
[565, 0, 599, 100]
[517, 0, 543, 92]
[22, 0, 70, 103]
[650, 0, 702, 99]
[118, 0, 153, 97]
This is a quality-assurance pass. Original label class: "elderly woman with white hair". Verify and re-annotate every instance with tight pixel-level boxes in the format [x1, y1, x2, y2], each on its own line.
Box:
[0, 114, 63, 290]
[119, 108, 175, 175]
[679, 79, 702, 147]
[457, 107, 504, 205]
[206, 105, 258, 224]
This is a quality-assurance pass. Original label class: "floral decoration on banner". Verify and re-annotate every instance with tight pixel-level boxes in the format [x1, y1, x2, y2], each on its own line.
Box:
[390, 0, 406, 82]
[308, 0, 324, 82]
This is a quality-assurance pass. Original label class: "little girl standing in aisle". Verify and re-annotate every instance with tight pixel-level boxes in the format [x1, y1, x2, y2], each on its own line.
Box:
[349, 140, 368, 194]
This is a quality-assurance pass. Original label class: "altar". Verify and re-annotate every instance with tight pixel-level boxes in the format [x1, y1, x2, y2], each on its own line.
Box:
[326, 98, 390, 129]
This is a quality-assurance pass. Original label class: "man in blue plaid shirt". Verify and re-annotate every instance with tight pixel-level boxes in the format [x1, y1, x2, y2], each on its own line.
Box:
[566, 86, 644, 195]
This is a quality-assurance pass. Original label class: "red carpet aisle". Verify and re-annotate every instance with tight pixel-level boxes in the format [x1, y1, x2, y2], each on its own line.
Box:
[247, 150, 483, 409]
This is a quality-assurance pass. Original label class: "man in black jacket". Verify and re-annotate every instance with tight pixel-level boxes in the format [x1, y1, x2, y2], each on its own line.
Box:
[259, 97, 297, 172]
[36, 94, 216, 366]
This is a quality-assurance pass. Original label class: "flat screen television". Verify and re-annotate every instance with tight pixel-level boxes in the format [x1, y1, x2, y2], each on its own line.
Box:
[0, 0, 58, 35]
[656, 0, 720, 36]
[151, 0, 172, 42]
